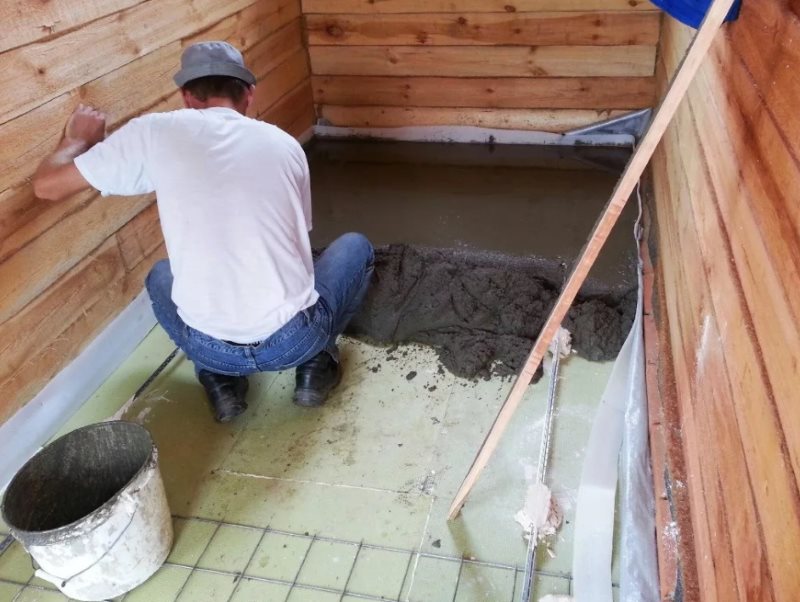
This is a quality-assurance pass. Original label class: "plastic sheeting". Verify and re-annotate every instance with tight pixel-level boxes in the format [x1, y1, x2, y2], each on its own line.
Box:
[571, 239, 658, 601]
[651, 0, 741, 29]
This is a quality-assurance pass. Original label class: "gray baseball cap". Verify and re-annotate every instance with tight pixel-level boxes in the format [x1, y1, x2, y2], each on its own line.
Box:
[174, 41, 256, 87]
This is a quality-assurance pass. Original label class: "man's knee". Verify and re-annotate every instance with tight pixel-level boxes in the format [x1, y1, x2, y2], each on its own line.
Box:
[338, 232, 374, 266]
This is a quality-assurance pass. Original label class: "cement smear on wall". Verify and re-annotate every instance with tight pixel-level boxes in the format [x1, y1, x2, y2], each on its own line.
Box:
[345, 245, 636, 380]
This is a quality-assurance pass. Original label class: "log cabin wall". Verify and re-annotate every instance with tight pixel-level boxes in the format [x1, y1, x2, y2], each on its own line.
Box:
[650, 3, 800, 600]
[0, 0, 314, 425]
[303, 0, 661, 132]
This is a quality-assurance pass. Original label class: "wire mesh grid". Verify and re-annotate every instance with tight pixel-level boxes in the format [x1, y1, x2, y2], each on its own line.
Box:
[0, 516, 574, 601]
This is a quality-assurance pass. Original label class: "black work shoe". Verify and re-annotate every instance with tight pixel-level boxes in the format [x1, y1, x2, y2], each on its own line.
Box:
[293, 351, 342, 407]
[198, 370, 249, 423]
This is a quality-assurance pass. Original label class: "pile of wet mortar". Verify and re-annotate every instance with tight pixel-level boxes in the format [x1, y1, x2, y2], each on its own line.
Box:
[342, 244, 637, 380]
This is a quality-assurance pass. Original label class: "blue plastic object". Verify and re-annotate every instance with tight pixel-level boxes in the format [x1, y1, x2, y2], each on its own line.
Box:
[650, 0, 741, 29]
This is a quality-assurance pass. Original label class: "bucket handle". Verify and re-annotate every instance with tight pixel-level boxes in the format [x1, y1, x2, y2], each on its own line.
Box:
[33, 489, 141, 590]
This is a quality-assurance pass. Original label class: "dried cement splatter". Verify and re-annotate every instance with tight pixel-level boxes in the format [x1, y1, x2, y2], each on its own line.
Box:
[544, 326, 572, 375]
[345, 244, 636, 379]
[515, 482, 563, 542]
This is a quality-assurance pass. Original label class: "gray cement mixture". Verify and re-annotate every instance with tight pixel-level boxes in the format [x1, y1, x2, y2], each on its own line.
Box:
[344, 244, 636, 380]
[307, 139, 638, 379]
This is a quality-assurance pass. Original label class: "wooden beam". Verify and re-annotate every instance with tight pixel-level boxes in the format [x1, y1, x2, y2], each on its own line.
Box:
[309, 45, 656, 78]
[302, 0, 658, 13]
[312, 75, 655, 110]
[447, 0, 739, 520]
[306, 12, 660, 46]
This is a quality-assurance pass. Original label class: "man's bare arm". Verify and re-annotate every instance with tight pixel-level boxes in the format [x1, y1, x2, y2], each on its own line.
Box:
[32, 104, 106, 201]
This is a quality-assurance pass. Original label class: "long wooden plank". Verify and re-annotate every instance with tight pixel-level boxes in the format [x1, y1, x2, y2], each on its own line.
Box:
[318, 105, 626, 132]
[306, 12, 660, 46]
[0, 0, 141, 53]
[447, 0, 738, 520]
[312, 75, 655, 109]
[309, 45, 656, 77]
[302, 0, 658, 13]
[0, 0, 262, 125]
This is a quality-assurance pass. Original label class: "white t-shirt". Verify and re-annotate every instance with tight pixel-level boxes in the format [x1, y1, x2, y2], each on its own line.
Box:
[74, 107, 318, 343]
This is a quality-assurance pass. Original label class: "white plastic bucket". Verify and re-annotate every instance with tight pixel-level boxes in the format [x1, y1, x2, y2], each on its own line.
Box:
[1, 421, 173, 601]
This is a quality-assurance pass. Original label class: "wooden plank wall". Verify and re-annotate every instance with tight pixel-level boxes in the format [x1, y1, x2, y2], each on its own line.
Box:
[0, 0, 314, 425]
[303, 0, 660, 132]
[650, 3, 800, 600]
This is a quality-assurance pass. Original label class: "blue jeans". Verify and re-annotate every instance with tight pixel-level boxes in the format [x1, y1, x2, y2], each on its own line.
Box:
[145, 233, 374, 376]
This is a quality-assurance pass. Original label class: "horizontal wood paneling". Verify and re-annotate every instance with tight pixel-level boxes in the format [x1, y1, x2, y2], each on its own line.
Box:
[252, 49, 312, 116]
[318, 105, 627, 132]
[651, 4, 800, 599]
[0, 0, 314, 424]
[260, 81, 316, 137]
[0, 208, 166, 424]
[0, 0, 140, 53]
[310, 45, 656, 77]
[306, 2, 658, 132]
[303, 0, 658, 13]
[312, 75, 655, 109]
[0, 0, 260, 126]
[306, 12, 660, 46]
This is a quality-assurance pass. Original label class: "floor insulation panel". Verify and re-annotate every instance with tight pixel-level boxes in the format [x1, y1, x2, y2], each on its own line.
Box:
[1, 327, 617, 601]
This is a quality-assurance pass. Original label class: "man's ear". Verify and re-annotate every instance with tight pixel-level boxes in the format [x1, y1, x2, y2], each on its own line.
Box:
[244, 85, 255, 115]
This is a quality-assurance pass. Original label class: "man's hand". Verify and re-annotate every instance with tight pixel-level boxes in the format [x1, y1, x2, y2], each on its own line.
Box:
[65, 104, 106, 149]
[32, 103, 103, 200]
